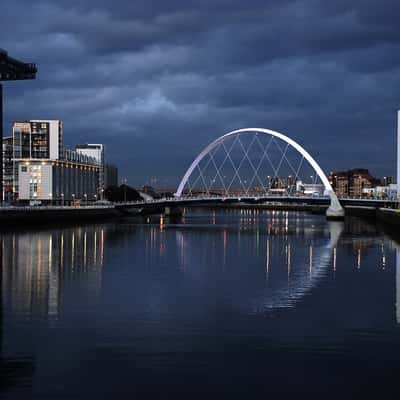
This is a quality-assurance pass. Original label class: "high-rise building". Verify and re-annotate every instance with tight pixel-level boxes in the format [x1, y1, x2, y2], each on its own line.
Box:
[76, 144, 105, 197]
[13, 120, 63, 160]
[12, 120, 64, 197]
[2, 136, 13, 201]
[104, 163, 118, 188]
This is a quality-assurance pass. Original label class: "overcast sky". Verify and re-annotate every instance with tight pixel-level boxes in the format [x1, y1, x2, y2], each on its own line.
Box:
[1, 0, 400, 186]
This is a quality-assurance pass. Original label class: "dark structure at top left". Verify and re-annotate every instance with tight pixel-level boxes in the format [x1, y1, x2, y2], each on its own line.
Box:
[0, 48, 37, 200]
[0, 48, 37, 81]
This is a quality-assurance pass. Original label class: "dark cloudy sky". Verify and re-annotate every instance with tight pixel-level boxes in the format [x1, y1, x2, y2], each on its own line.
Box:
[1, 0, 399, 186]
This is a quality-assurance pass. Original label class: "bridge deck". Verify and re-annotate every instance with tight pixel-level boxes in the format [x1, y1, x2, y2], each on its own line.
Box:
[115, 196, 398, 210]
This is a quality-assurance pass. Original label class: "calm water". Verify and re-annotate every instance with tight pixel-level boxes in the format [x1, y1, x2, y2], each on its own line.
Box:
[1, 209, 400, 399]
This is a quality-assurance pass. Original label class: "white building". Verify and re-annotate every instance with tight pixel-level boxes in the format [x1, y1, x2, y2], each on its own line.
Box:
[18, 154, 99, 204]
[76, 144, 105, 197]
[12, 120, 64, 197]
[296, 180, 325, 196]
[362, 184, 397, 200]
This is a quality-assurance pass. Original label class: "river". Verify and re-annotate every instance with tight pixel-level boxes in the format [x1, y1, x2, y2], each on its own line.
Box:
[1, 209, 400, 398]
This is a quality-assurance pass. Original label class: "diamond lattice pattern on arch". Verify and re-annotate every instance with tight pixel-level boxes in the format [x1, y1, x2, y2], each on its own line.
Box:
[183, 132, 324, 197]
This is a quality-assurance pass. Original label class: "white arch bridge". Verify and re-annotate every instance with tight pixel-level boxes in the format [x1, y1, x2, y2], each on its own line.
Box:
[122, 128, 351, 218]
[174, 128, 344, 219]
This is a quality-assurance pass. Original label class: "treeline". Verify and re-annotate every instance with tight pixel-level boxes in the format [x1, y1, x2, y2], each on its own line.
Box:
[104, 185, 142, 202]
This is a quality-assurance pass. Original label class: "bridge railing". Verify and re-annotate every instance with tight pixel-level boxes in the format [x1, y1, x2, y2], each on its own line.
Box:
[114, 194, 399, 208]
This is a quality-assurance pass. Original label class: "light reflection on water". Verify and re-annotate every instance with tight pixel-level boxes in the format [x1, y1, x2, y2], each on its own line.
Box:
[0, 210, 397, 320]
[1, 209, 400, 398]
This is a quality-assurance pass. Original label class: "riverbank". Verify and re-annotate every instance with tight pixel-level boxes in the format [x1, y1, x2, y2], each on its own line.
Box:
[0, 202, 399, 229]
[0, 205, 119, 225]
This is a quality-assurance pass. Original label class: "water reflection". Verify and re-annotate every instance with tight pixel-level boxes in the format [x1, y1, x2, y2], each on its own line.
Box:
[397, 246, 400, 323]
[1, 210, 400, 398]
[1, 227, 104, 320]
[0, 210, 398, 321]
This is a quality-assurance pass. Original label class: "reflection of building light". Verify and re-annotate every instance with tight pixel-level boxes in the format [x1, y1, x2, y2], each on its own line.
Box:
[60, 234, 64, 271]
[285, 212, 288, 233]
[38, 238, 42, 279]
[287, 242, 291, 280]
[48, 235, 52, 270]
[256, 228, 260, 253]
[333, 247, 337, 273]
[396, 247, 400, 324]
[159, 215, 164, 232]
[100, 229, 104, 267]
[309, 245, 313, 276]
[381, 243, 386, 270]
[266, 239, 270, 279]
[159, 241, 165, 256]
[83, 232, 87, 269]
[223, 229, 227, 270]
[357, 248, 361, 270]
[94, 230, 97, 263]
[71, 232, 75, 269]
[48, 234, 59, 319]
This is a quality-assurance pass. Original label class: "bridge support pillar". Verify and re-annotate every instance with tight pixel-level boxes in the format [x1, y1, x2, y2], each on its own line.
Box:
[164, 206, 183, 217]
[326, 190, 345, 220]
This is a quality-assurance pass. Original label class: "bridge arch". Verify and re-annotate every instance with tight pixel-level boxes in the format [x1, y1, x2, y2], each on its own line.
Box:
[175, 128, 344, 218]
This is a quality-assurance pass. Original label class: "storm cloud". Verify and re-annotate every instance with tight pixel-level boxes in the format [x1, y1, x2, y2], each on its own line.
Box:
[1, 0, 399, 185]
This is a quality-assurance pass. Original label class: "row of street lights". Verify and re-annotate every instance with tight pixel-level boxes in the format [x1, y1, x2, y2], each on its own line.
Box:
[44, 192, 104, 206]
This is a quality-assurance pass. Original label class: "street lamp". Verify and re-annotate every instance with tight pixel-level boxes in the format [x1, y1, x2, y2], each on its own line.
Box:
[122, 178, 128, 202]
[61, 193, 64, 207]
[84, 193, 87, 206]
[72, 193, 75, 206]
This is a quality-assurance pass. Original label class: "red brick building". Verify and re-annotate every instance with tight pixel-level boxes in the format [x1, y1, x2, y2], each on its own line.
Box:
[329, 169, 379, 198]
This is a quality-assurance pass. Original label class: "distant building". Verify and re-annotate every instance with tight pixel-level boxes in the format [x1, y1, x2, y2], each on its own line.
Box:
[296, 181, 325, 196]
[2, 136, 13, 201]
[270, 176, 297, 191]
[362, 184, 398, 200]
[76, 144, 105, 197]
[104, 163, 118, 188]
[381, 176, 396, 186]
[329, 169, 379, 198]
